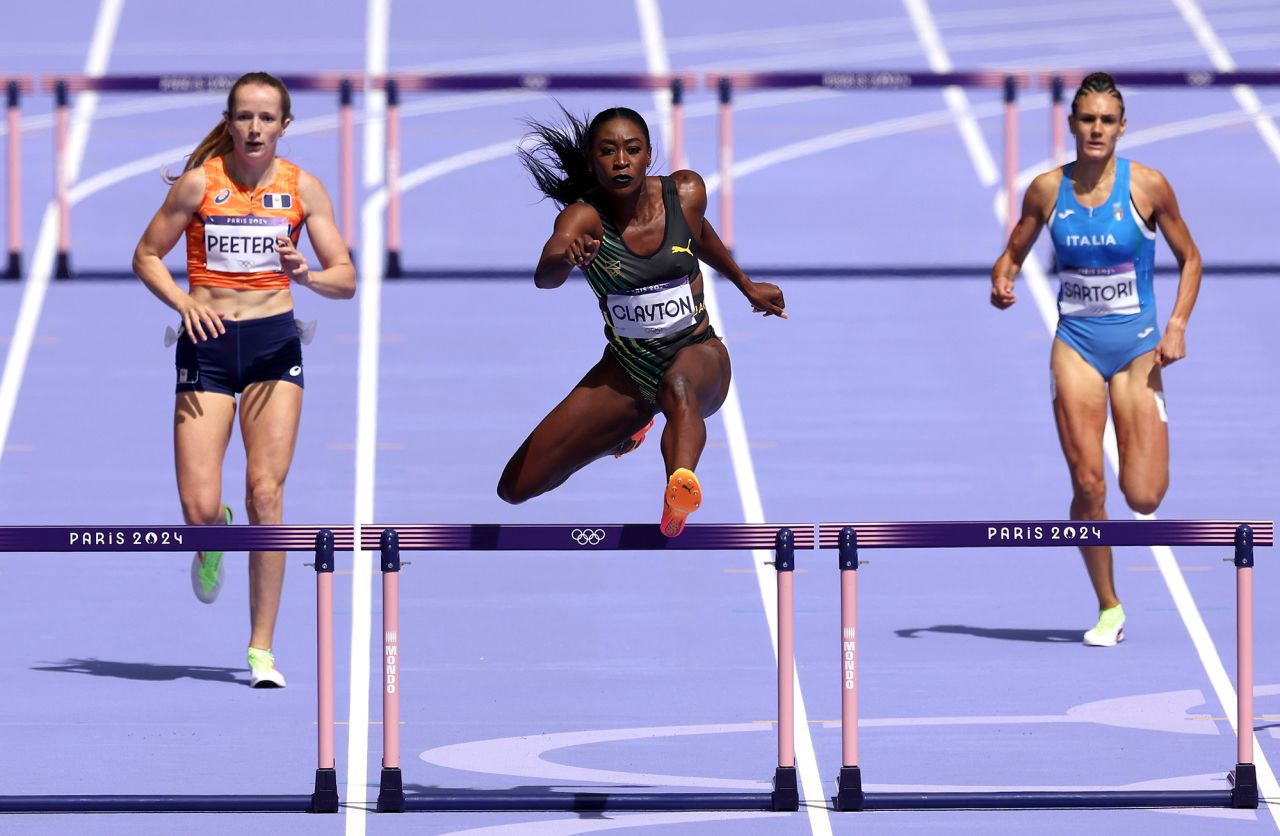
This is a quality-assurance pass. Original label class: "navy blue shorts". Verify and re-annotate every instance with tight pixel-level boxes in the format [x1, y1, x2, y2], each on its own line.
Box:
[174, 311, 304, 395]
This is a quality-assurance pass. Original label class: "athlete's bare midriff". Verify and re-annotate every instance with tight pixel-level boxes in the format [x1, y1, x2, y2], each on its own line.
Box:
[189, 285, 294, 320]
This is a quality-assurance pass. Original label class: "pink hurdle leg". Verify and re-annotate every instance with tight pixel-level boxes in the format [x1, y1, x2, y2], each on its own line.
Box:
[339, 79, 356, 257]
[777, 570, 795, 770]
[770, 528, 799, 812]
[671, 77, 685, 171]
[717, 78, 734, 253]
[5, 81, 20, 279]
[377, 529, 406, 812]
[1230, 525, 1257, 809]
[834, 527, 864, 811]
[310, 530, 339, 813]
[54, 80, 70, 279]
[1002, 76, 1018, 239]
[385, 79, 402, 278]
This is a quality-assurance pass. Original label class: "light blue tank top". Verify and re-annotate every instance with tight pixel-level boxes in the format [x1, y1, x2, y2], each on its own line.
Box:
[1048, 158, 1156, 322]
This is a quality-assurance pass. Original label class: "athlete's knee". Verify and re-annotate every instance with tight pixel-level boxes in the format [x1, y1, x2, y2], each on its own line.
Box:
[180, 495, 224, 526]
[245, 475, 284, 521]
[657, 372, 696, 413]
[1071, 473, 1108, 514]
[1123, 484, 1165, 516]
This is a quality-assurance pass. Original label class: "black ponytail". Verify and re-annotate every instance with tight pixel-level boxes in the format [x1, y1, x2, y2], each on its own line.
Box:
[519, 105, 653, 208]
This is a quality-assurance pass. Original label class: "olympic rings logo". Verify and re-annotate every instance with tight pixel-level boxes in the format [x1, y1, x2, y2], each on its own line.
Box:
[571, 528, 607, 546]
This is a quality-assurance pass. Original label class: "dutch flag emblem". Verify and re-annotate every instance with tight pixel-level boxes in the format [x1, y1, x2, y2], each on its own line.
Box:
[261, 193, 292, 209]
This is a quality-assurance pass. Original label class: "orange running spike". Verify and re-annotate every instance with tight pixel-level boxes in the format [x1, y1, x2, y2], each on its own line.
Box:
[614, 418, 655, 459]
[660, 468, 702, 538]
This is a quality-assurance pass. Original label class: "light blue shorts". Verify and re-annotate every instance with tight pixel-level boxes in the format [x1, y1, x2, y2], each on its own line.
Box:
[1054, 311, 1160, 381]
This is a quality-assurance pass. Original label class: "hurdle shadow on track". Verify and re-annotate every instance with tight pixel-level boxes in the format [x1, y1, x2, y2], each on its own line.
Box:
[399, 783, 703, 818]
[895, 625, 1081, 643]
[30, 658, 246, 685]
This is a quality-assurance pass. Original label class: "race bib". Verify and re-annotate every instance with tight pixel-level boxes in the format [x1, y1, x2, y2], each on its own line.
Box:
[1058, 262, 1140, 317]
[204, 216, 289, 274]
[607, 278, 697, 339]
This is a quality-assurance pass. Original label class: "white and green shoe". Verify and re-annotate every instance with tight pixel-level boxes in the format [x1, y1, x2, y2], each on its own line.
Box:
[191, 504, 232, 604]
[1083, 604, 1125, 647]
[248, 647, 287, 689]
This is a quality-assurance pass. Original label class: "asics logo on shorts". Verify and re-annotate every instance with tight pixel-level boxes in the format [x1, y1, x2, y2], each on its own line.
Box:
[571, 528, 606, 546]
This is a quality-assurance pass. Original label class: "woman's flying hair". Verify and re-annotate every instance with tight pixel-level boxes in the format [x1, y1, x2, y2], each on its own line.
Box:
[519, 105, 651, 207]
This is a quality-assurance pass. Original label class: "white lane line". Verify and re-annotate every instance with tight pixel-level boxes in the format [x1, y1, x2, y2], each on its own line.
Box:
[0, 0, 122, 471]
[345, 1, 390, 832]
[907, 0, 1279, 824]
[1174, 0, 1280, 166]
[1172, 4, 1280, 822]
[636, 1, 833, 831]
[902, 0, 999, 187]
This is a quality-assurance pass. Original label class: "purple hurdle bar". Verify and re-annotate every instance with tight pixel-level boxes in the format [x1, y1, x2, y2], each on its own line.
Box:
[3, 77, 31, 280]
[820, 519, 1271, 812]
[370, 523, 806, 813]
[705, 71, 1030, 254]
[39, 74, 362, 278]
[0, 525, 348, 813]
[374, 73, 696, 279]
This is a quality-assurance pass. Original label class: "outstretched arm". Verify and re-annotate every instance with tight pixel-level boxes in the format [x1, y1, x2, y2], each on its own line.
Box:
[533, 203, 602, 288]
[675, 170, 786, 318]
[990, 172, 1055, 309]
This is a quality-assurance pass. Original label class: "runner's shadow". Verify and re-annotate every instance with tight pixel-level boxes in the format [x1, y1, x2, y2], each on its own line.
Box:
[896, 625, 1080, 643]
[30, 658, 247, 685]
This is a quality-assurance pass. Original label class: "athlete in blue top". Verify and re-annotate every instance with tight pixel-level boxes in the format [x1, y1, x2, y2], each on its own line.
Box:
[498, 107, 786, 536]
[990, 72, 1202, 647]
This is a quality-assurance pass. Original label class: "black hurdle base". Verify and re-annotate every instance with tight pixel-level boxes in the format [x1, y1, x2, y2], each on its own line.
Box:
[399, 791, 780, 812]
[1231, 763, 1259, 809]
[771, 765, 799, 811]
[377, 766, 405, 812]
[849, 789, 1234, 810]
[833, 765, 863, 811]
[0, 794, 325, 813]
[310, 767, 340, 813]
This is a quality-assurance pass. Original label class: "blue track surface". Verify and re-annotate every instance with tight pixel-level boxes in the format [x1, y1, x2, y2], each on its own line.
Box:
[0, 1, 1277, 834]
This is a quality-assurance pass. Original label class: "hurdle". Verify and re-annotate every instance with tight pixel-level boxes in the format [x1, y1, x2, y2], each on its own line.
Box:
[39, 73, 362, 279]
[377, 72, 697, 278]
[2, 76, 33, 280]
[704, 71, 1031, 249]
[362, 522, 813, 812]
[820, 518, 1274, 811]
[0, 523, 354, 813]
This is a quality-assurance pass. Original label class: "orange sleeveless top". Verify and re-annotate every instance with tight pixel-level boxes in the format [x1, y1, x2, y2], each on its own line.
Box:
[185, 156, 306, 291]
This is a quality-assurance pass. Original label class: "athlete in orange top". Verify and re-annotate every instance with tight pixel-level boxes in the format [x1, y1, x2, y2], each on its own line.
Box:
[133, 71, 355, 688]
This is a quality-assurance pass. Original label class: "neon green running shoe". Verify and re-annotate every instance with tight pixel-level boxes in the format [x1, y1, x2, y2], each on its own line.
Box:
[191, 504, 232, 604]
[248, 646, 287, 689]
[1083, 604, 1125, 647]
